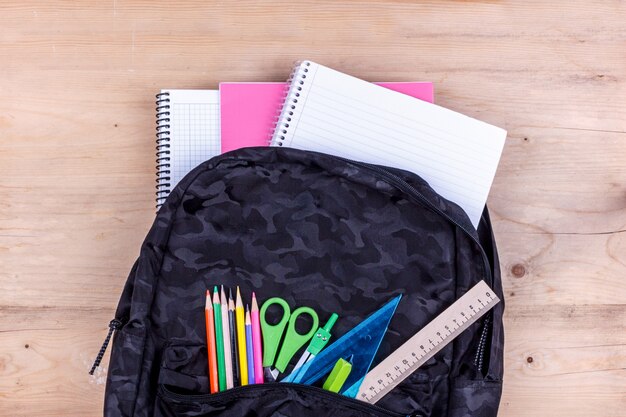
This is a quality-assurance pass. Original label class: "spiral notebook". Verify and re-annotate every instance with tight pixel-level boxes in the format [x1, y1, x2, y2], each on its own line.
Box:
[269, 61, 507, 227]
[155, 90, 220, 208]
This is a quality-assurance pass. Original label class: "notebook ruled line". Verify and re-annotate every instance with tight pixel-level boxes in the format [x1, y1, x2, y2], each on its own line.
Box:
[294, 119, 489, 199]
[308, 84, 492, 161]
[293, 123, 486, 211]
[296, 98, 495, 179]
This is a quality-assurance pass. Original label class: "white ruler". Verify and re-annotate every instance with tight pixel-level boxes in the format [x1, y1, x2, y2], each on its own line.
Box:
[356, 280, 500, 404]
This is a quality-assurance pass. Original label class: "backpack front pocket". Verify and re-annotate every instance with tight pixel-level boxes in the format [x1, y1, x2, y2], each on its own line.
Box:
[156, 343, 408, 417]
[159, 343, 210, 394]
[156, 382, 408, 417]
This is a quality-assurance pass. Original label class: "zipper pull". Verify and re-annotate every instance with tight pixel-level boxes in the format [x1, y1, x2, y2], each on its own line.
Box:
[89, 318, 123, 375]
[474, 313, 492, 376]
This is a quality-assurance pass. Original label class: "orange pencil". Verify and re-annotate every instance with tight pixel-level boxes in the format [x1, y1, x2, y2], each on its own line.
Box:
[205, 289, 219, 393]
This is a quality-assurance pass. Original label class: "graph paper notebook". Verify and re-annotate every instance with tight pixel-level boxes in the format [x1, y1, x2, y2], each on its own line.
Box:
[155, 90, 220, 208]
[220, 82, 434, 154]
[270, 61, 507, 227]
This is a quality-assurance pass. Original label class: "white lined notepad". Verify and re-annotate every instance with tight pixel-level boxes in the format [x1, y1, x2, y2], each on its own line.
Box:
[156, 90, 220, 207]
[270, 61, 507, 227]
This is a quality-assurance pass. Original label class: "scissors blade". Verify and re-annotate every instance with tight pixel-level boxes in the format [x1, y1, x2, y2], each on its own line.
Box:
[293, 350, 312, 372]
[286, 351, 315, 382]
[267, 358, 309, 382]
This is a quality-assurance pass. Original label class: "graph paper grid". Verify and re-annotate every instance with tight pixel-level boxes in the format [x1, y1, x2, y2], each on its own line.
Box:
[166, 90, 220, 194]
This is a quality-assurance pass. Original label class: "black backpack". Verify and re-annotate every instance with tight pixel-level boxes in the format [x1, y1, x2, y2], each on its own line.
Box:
[94, 147, 504, 417]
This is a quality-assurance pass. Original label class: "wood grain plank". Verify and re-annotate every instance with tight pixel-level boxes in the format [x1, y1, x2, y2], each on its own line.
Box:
[0, 308, 108, 416]
[500, 305, 626, 417]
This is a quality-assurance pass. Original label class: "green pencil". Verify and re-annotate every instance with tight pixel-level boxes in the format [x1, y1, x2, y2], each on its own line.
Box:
[212, 286, 227, 391]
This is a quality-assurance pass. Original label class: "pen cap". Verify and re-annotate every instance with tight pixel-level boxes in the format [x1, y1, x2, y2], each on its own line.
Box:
[323, 313, 339, 331]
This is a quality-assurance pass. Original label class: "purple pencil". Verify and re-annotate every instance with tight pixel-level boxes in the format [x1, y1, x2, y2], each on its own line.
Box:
[245, 307, 255, 384]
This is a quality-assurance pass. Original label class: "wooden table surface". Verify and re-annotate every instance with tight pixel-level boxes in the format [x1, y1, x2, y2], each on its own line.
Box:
[1, 1, 624, 416]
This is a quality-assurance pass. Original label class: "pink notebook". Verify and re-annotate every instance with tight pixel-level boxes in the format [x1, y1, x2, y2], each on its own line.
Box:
[220, 82, 434, 153]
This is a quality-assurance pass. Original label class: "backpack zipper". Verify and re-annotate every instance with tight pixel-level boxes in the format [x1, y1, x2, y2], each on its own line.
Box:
[89, 318, 124, 375]
[331, 157, 494, 376]
[160, 382, 414, 417]
[474, 313, 491, 372]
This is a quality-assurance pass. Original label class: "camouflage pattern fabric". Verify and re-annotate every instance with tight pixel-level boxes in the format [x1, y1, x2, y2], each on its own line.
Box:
[104, 147, 504, 417]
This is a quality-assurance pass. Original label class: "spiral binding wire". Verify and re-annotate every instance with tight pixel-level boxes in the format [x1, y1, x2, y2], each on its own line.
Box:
[269, 60, 312, 147]
[155, 92, 171, 209]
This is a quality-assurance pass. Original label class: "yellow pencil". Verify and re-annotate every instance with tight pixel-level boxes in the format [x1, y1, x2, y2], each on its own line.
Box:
[235, 286, 248, 385]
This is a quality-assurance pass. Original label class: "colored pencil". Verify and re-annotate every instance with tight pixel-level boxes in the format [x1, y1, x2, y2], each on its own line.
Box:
[251, 292, 264, 384]
[245, 307, 255, 385]
[205, 290, 218, 393]
[235, 287, 248, 385]
[220, 286, 233, 389]
[212, 287, 226, 391]
[228, 290, 240, 386]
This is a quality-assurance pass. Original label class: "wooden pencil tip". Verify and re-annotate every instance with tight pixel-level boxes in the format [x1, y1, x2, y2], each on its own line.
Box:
[236, 286, 243, 307]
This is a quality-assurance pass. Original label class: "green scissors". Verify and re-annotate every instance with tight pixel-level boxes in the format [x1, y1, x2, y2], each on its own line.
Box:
[261, 297, 319, 381]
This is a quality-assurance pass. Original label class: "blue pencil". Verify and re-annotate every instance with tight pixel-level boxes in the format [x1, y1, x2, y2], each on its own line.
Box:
[245, 307, 255, 384]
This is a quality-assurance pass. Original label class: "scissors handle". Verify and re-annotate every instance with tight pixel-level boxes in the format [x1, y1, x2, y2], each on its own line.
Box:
[274, 306, 319, 373]
[260, 297, 291, 367]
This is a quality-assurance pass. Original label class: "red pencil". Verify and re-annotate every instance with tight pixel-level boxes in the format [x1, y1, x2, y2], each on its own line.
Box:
[205, 289, 219, 393]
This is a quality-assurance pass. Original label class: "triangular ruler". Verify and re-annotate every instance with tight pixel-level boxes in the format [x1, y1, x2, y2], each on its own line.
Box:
[282, 295, 401, 396]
